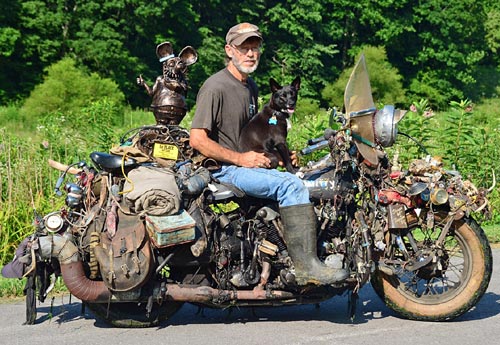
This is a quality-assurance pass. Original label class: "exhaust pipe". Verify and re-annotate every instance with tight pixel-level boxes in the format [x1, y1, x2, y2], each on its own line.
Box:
[39, 235, 297, 304]
[163, 284, 294, 303]
[38, 235, 111, 302]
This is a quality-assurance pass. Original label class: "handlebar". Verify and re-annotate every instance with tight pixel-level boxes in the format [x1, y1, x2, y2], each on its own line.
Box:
[300, 128, 337, 155]
[300, 140, 330, 155]
[54, 175, 66, 196]
[53, 161, 88, 196]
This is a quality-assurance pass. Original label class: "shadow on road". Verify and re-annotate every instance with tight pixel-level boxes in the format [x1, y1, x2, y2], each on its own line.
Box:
[455, 292, 500, 322]
[23, 286, 500, 328]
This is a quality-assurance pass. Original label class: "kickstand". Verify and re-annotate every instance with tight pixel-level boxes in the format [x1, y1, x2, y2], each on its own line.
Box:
[347, 290, 359, 321]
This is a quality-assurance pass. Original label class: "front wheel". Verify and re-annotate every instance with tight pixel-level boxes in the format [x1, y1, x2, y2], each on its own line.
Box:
[85, 301, 183, 328]
[371, 215, 492, 321]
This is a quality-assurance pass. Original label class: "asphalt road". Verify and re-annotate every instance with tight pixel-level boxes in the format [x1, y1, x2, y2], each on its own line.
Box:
[1, 249, 499, 345]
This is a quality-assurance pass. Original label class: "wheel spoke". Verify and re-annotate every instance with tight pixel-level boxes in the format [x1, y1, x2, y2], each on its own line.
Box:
[372, 216, 491, 321]
[388, 221, 470, 300]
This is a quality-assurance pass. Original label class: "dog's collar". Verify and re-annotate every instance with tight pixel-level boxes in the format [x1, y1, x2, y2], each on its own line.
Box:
[268, 110, 292, 130]
[269, 110, 286, 125]
[269, 115, 278, 125]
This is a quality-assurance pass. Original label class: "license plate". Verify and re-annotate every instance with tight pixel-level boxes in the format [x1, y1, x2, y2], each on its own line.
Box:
[153, 143, 178, 160]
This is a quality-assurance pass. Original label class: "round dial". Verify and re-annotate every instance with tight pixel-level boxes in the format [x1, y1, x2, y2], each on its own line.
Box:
[45, 214, 63, 232]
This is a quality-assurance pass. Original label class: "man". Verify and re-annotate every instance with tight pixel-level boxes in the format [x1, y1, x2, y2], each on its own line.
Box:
[190, 22, 347, 285]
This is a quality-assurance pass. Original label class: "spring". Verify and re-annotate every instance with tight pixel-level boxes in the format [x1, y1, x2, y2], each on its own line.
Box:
[88, 232, 100, 279]
[266, 224, 287, 252]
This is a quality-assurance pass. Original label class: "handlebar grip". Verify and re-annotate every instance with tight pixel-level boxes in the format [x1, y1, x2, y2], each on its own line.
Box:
[54, 175, 65, 196]
[307, 128, 336, 145]
[300, 140, 329, 155]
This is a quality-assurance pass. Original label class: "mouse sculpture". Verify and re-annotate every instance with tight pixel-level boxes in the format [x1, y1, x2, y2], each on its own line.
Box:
[137, 42, 198, 125]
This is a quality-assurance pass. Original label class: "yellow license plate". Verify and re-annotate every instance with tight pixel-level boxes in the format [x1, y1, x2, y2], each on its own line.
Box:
[153, 143, 178, 160]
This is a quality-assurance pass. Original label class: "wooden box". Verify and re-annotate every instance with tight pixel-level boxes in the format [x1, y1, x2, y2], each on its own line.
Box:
[145, 210, 196, 248]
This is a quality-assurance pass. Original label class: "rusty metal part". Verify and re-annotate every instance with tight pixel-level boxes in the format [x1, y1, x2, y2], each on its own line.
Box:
[60, 261, 111, 302]
[88, 232, 100, 279]
[164, 284, 294, 302]
[41, 234, 297, 304]
[48, 159, 82, 175]
[38, 234, 111, 302]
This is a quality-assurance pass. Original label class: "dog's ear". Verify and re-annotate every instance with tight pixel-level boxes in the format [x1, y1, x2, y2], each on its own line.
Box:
[292, 76, 301, 90]
[270, 78, 282, 93]
[179, 46, 198, 66]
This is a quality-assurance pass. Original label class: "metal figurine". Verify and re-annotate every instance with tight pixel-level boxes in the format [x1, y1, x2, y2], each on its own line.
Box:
[137, 42, 198, 125]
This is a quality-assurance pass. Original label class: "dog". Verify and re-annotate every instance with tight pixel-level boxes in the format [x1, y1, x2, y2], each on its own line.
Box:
[239, 76, 300, 173]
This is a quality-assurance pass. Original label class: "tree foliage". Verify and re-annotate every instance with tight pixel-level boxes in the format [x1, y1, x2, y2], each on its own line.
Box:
[0, 0, 499, 110]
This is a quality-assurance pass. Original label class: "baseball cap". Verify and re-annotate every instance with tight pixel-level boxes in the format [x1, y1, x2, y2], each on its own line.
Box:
[226, 22, 263, 46]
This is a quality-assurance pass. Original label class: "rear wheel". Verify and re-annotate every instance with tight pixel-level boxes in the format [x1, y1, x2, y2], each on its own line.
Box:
[371, 215, 492, 321]
[86, 301, 183, 328]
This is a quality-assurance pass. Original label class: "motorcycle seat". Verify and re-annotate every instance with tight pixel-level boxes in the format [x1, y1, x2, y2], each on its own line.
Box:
[90, 151, 140, 174]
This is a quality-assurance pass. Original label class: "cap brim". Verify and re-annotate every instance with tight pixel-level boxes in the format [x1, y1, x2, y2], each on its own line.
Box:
[231, 33, 262, 46]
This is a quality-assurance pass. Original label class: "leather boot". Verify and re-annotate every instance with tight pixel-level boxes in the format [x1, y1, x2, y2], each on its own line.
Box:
[280, 203, 349, 285]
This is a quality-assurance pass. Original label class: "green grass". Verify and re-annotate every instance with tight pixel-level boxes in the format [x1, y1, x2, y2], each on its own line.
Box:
[482, 224, 500, 243]
[0, 273, 68, 300]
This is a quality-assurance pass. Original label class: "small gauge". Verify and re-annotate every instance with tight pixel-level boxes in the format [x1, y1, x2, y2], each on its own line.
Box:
[45, 214, 64, 232]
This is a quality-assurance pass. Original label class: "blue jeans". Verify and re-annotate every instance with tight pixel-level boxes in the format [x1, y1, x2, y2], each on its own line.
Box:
[212, 165, 310, 207]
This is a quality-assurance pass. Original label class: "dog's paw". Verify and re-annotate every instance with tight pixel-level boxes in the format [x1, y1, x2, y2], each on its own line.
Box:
[294, 170, 305, 179]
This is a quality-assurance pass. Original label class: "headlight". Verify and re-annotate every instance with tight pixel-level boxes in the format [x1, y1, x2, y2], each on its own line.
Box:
[373, 105, 406, 147]
[64, 183, 83, 209]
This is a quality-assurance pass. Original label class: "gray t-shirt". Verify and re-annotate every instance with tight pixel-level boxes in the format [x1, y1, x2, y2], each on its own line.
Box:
[191, 68, 258, 152]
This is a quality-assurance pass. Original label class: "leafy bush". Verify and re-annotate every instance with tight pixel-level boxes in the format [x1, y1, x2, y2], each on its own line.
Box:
[20, 58, 125, 124]
[36, 98, 125, 162]
[288, 106, 332, 165]
[407, 71, 463, 111]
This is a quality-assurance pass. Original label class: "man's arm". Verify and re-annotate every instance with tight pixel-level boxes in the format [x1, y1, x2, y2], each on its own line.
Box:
[190, 128, 270, 168]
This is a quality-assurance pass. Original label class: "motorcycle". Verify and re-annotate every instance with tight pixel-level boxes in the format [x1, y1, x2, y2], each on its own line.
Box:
[2, 55, 492, 327]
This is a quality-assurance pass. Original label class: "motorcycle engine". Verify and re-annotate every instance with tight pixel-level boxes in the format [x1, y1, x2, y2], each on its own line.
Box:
[214, 206, 289, 289]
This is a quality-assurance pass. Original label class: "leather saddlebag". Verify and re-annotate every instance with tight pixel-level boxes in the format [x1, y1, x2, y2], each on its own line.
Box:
[94, 213, 153, 292]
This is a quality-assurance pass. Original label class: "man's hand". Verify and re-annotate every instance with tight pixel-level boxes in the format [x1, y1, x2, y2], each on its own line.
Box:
[278, 150, 299, 167]
[238, 151, 271, 168]
[290, 150, 299, 167]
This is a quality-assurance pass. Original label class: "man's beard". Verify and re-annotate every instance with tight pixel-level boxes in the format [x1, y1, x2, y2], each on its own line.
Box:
[233, 57, 259, 74]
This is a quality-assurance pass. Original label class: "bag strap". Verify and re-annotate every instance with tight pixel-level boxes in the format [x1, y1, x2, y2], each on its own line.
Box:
[131, 228, 141, 274]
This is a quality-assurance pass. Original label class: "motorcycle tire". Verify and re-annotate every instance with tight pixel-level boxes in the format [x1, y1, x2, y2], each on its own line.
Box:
[371, 215, 492, 321]
[85, 301, 183, 328]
